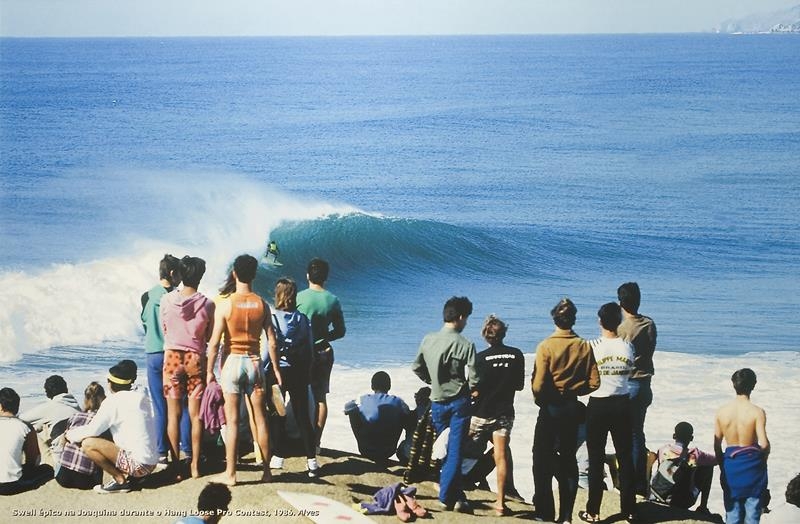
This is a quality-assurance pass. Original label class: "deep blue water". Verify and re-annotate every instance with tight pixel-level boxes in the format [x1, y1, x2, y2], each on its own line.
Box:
[1, 35, 799, 374]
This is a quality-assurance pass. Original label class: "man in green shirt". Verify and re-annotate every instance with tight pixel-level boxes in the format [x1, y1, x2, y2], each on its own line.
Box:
[411, 296, 478, 513]
[296, 258, 346, 453]
[140, 254, 190, 464]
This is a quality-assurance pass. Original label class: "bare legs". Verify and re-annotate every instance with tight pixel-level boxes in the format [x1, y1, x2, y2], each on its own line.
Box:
[166, 396, 202, 478]
[218, 389, 271, 486]
[316, 399, 328, 451]
[187, 397, 202, 478]
[81, 437, 126, 485]
[493, 433, 510, 514]
[246, 389, 271, 481]
[166, 397, 184, 477]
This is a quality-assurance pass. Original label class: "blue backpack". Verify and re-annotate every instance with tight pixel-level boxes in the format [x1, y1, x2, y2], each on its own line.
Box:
[270, 310, 311, 368]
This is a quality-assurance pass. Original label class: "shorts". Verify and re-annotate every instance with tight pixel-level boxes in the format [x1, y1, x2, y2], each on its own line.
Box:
[220, 353, 265, 395]
[163, 349, 206, 400]
[469, 414, 514, 440]
[115, 449, 156, 478]
[310, 346, 334, 400]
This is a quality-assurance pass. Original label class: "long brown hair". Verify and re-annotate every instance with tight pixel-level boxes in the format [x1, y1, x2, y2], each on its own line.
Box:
[274, 277, 297, 311]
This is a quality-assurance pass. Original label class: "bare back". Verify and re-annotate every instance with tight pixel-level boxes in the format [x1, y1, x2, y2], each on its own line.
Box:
[714, 397, 769, 455]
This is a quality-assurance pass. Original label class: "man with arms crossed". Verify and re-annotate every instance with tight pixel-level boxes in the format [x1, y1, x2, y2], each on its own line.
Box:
[714, 368, 770, 524]
[412, 296, 478, 513]
[617, 282, 657, 496]
[296, 257, 346, 453]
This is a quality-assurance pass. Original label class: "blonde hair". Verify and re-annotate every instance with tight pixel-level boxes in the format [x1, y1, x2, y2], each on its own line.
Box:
[274, 277, 297, 311]
[481, 314, 508, 345]
[84, 381, 106, 412]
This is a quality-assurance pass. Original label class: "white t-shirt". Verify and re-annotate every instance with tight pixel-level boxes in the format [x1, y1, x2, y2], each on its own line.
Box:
[66, 388, 158, 466]
[0, 416, 32, 483]
[589, 336, 635, 398]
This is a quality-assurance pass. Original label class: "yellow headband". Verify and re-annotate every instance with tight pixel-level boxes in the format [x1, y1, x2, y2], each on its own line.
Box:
[107, 374, 133, 385]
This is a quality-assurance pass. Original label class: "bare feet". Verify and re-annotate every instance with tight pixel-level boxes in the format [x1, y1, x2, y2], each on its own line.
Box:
[260, 470, 272, 483]
[211, 473, 237, 487]
[492, 504, 509, 517]
[190, 463, 201, 479]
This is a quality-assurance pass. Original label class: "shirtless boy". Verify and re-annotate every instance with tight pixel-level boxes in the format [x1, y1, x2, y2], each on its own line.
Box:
[714, 368, 770, 524]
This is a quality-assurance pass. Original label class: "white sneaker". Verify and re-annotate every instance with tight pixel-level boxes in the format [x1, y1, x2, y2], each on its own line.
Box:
[270, 456, 284, 469]
[307, 458, 320, 478]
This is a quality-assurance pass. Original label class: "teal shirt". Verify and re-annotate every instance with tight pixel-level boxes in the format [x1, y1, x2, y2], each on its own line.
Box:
[412, 326, 478, 402]
[296, 288, 346, 345]
[141, 284, 170, 354]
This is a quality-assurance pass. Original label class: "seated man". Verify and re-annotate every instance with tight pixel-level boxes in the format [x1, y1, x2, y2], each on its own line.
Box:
[65, 360, 159, 494]
[345, 371, 414, 465]
[0, 387, 54, 495]
[19, 375, 80, 464]
[652, 421, 717, 513]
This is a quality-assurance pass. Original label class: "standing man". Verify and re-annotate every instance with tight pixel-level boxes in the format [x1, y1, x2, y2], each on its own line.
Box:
[141, 254, 190, 466]
[469, 314, 525, 516]
[296, 258, 346, 453]
[714, 368, 770, 524]
[206, 254, 277, 484]
[617, 282, 657, 496]
[579, 302, 636, 524]
[412, 296, 478, 513]
[531, 298, 600, 524]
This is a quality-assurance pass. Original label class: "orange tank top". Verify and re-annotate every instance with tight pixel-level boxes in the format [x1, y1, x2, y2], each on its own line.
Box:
[227, 292, 265, 355]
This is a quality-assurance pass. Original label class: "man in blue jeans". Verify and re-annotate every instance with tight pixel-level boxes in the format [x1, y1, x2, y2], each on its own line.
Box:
[412, 296, 478, 513]
[140, 254, 191, 465]
[617, 282, 657, 496]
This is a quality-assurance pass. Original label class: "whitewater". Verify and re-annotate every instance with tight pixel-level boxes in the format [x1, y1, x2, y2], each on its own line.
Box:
[1, 34, 798, 517]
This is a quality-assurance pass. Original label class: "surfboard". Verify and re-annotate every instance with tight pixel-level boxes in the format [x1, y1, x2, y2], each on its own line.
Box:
[277, 490, 374, 523]
[261, 256, 284, 267]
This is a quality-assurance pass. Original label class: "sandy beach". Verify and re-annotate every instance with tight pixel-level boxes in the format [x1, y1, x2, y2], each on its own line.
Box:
[1, 447, 721, 524]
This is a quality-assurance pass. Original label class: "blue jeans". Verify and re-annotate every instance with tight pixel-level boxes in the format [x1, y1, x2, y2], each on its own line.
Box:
[628, 377, 652, 495]
[147, 352, 191, 456]
[724, 495, 762, 524]
[430, 395, 470, 506]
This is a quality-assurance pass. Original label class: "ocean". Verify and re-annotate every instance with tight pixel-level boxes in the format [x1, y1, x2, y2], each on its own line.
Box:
[1, 34, 798, 512]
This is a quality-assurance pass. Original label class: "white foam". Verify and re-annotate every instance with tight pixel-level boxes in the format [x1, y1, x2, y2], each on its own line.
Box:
[6, 349, 796, 514]
[325, 350, 799, 514]
[0, 174, 358, 362]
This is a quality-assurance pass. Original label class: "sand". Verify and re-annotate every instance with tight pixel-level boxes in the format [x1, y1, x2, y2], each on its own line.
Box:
[0, 448, 722, 524]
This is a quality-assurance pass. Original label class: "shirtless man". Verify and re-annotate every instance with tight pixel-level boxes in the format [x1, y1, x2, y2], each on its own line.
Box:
[714, 368, 770, 524]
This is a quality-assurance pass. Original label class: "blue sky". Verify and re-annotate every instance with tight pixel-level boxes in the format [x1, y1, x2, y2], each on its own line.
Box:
[1, 0, 798, 37]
